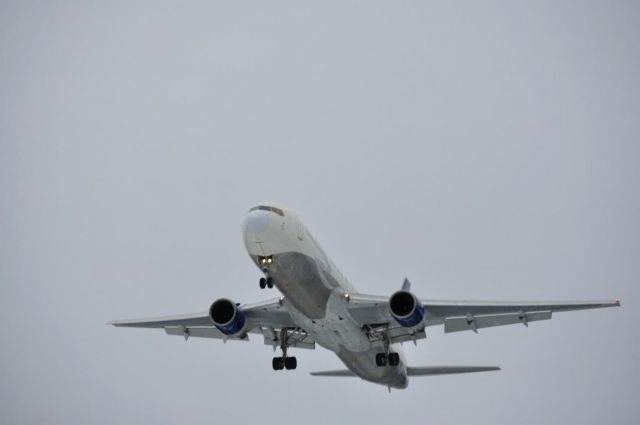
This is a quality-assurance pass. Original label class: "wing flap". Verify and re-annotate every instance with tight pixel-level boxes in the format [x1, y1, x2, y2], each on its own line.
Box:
[444, 310, 552, 333]
[164, 326, 249, 340]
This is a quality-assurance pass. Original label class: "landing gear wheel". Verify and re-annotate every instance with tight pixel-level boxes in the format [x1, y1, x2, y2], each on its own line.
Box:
[388, 352, 400, 366]
[284, 356, 297, 370]
[266, 277, 274, 288]
[375, 353, 388, 367]
[284, 357, 298, 370]
[259, 278, 266, 289]
[272, 357, 284, 370]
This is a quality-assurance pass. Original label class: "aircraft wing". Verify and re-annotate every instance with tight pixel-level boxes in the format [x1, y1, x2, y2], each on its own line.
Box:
[347, 293, 620, 343]
[110, 298, 316, 349]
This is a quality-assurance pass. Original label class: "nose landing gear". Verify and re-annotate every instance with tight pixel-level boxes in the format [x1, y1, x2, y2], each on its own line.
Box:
[259, 277, 274, 289]
[257, 256, 275, 289]
[259, 276, 274, 289]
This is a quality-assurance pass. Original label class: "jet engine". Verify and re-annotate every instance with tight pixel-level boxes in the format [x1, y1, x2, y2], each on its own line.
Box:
[389, 290, 425, 328]
[209, 298, 246, 335]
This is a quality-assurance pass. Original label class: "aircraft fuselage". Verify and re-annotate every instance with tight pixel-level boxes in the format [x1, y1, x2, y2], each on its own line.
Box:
[242, 204, 408, 389]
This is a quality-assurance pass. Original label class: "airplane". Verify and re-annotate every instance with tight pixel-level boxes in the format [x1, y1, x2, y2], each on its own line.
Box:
[111, 203, 621, 390]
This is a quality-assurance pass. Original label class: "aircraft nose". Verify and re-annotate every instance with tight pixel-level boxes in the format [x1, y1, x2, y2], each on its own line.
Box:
[243, 210, 270, 235]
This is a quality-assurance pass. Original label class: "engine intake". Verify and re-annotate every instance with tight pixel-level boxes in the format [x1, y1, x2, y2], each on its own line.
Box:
[389, 290, 425, 328]
[209, 298, 246, 335]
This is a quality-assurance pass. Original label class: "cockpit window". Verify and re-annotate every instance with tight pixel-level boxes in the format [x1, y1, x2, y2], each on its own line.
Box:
[249, 205, 284, 217]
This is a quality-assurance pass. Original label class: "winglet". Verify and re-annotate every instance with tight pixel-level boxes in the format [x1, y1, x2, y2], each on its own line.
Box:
[402, 278, 411, 291]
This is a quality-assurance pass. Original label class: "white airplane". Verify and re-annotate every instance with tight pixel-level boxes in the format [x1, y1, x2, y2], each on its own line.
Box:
[112, 203, 620, 390]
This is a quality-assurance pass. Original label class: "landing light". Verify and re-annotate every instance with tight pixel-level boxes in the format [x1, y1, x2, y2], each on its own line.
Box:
[344, 293, 350, 302]
[267, 258, 272, 264]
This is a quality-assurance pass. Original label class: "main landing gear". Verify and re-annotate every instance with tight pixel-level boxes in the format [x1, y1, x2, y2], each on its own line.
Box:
[375, 352, 400, 367]
[257, 256, 275, 289]
[272, 356, 297, 370]
[272, 328, 297, 371]
[372, 324, 400, 367]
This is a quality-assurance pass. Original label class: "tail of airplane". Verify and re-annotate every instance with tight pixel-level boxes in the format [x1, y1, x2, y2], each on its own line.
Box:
[310, 366, 500, 377]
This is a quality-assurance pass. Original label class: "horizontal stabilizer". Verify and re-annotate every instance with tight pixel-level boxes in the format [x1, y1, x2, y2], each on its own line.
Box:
[407, 366, 500, 376]
[310, 366, 499, 378]
[310, 369, 356, 377]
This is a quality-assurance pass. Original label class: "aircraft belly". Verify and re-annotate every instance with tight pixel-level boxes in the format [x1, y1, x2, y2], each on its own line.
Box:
[243, 211, 408, 387]
[284, 289, 407, 388]
[268, 252, 336, 319]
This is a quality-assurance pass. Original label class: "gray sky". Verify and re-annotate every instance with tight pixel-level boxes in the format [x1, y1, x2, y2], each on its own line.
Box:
[1, 1, 639, 424]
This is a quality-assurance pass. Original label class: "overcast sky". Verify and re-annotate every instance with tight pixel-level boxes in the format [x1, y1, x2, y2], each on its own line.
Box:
[1, 1, 639, 424]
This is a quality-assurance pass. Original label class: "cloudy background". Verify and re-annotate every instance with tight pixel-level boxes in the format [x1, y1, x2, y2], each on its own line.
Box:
[1, 1, 638, 424]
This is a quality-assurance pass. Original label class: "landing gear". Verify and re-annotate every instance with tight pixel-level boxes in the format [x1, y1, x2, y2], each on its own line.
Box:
[375, 352, 399, 367]
[371, 324, 400, 368]
[257, 256, 275, 289]
[259, 276, 274, 289]
[271, 356, 297, 370]
[272, 328, 297, 371]
[272, 357, 284, 370]
[285, 356, 297, 370]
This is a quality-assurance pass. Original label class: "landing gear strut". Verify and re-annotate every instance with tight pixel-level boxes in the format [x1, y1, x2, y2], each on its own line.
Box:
[272, 328, 297, 371]
[373, 325, 400, 368]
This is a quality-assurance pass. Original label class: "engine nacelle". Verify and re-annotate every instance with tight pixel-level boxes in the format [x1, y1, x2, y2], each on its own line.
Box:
[389, 290, 425, 328]
[209, 298, 246, 335]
